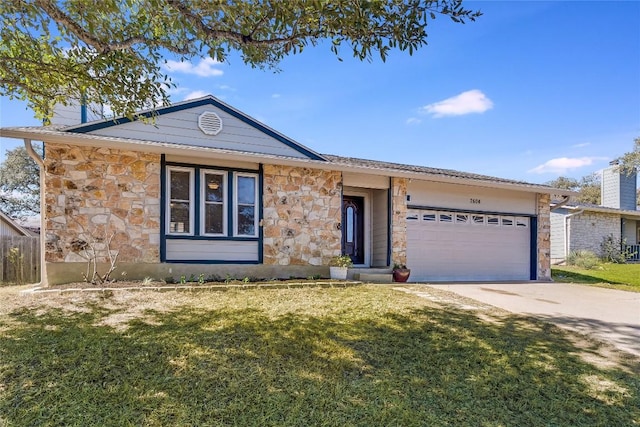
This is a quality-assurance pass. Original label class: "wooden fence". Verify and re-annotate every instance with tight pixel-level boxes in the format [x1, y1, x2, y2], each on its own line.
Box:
[0, 236, 40, 284]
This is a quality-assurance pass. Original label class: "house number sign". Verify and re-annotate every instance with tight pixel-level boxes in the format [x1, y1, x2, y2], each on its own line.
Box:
[470, 198, 481, 204]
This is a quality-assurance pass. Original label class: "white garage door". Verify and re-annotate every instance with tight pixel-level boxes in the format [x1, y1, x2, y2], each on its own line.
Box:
[406, 209, 532, 282]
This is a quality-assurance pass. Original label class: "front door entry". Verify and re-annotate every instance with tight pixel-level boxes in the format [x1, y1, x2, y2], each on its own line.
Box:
[342, 196, 364, 264]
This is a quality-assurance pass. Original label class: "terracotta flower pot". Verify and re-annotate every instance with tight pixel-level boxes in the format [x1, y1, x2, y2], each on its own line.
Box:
[393, 269, 411, 282]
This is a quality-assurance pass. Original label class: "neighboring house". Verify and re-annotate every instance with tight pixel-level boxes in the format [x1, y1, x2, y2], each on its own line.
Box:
[550, 162, 640, 263]
[0, 210, 34, 237]
[0, 96, 567, 285]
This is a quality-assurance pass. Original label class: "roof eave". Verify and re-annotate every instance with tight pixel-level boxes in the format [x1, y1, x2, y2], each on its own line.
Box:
[0, 127, 568, 195]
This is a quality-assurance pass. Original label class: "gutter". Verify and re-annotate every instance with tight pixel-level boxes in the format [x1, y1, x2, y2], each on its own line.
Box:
[23, 138, 48, 287]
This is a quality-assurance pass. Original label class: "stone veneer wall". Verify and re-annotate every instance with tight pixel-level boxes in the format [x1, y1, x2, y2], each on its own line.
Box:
[568, 211, 620, 256]
[262, 165, 342, 266]
[391, 177, 407, 266]
[44, 144, 161, 264]
[536, 193, 551, 280]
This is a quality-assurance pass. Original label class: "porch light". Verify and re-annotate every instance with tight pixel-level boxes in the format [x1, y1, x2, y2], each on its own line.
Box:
[207, 181, 220, 190]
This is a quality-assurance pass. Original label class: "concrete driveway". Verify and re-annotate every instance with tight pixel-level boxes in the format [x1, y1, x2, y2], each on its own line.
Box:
[425, 282, 640, 357]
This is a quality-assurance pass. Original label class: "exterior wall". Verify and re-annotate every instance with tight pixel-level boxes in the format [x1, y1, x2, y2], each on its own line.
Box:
[536, 193, 551, 280]
[87, 104, 310, 159]
[391, 177, 407, 266]
[371, 188, 389, 267]
[550, 209, 568, 263]
[343, 172, 389, 189]
[44, 143, 161, 265]
[407, 180, 537, 215]
[0, 218, 24, 236]
[568, 211, 620, 255]
[601, 166, 637, 210]
[262, 165, 342, 266]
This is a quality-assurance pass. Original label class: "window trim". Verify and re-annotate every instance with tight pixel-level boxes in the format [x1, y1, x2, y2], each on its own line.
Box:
[200, 169, 228, 237]
[233, 172, 259, 237]
[167, 166, 195, 236]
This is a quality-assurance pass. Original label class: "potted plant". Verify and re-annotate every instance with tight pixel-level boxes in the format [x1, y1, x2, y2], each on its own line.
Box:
[329, 255, 353, 280]
[392, 263, 411, 282]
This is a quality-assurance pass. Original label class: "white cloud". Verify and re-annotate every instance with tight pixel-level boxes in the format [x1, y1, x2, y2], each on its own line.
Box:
[528, 156, 607, 174]
[164, 57, 224, 77]
[183, 90, 209, 101]
[420, 89, 493, 118]
[406, 117, 422, 125]
[271, 93, 281, 99]
[572, 142, 591, 148]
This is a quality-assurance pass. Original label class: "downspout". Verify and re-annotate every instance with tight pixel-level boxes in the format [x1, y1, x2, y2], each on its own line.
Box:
[23, 138, 48, 287]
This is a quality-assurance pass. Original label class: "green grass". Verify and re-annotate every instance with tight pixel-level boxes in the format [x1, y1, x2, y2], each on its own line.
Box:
[0, 285, 638, 426]
[553, 263, 640, 292]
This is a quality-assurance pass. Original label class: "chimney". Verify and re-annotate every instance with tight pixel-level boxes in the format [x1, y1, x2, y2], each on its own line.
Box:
[49, 99, 103, 126]
[601, 162, 637, 210]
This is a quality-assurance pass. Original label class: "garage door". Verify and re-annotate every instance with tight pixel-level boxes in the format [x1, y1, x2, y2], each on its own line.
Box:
[406, 209, 532, 281]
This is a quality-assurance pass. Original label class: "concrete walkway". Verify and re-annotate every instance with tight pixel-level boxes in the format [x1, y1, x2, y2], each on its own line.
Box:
[425, 282, 640, 357]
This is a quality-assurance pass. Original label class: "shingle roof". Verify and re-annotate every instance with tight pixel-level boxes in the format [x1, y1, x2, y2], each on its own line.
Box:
[323, 154, 548, 188]
[553, 201, 640, 217]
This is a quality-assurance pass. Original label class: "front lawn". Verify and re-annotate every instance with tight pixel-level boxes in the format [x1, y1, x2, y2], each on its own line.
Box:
[552, 263, 640, 292]
[0, 285, 638, 426]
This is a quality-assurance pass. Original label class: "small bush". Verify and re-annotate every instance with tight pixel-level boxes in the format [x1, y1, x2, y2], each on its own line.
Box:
[600, 234, 629, 264]
[566, 250, 600, 269]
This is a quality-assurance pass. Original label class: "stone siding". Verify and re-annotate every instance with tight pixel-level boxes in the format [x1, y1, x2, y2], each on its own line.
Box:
[391, 177, 407, 266]
[44, 144, 161, 264]
[568, 211, 620, 255]
[262, 165, 342, 266]
[536, 193, 551, 280]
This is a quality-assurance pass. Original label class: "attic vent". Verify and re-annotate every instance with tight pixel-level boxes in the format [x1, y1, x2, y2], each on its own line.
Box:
[198, 111, 223, 135]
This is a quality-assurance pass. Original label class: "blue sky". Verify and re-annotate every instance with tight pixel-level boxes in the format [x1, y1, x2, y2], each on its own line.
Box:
[1, 0, 639, 184]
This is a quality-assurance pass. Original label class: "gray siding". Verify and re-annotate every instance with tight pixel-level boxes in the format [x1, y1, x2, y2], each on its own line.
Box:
[0, 219, 25, 237]
[601, 166, 637, 210]
[88, 104, 310, 158]
[371, 189, 388, 267]
[166, 239, 259, 262]
[550, 210, 567, 263]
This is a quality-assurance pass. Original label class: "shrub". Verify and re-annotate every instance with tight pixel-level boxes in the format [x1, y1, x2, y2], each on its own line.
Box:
[329, 255, 353, 267]
[566, 250, 600, 269]
[600, 234, 629, 264]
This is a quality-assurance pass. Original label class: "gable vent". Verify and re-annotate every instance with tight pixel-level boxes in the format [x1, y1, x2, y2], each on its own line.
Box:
[198, 111, 223, 135]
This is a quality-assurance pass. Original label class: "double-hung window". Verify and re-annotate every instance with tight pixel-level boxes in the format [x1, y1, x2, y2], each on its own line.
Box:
[201, 170, 227, 236]
[166, 165, 259, 238]
[168, 167, 194, 234]
[235, 174, 258, 237]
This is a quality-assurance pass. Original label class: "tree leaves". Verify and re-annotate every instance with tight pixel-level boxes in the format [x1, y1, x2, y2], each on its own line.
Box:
[0, 144, 42, 219]
[1, 0, 481, 120]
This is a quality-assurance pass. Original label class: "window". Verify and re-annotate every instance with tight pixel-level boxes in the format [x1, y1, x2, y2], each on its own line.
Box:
[456, 213, 469, 224]
[422, 211, 437, 222]
[168, 167, 194, 234]
[407, 213, 419, 221]
[166, 166, 258, 238]
[501, 217, 514, 226]
[472, 214, 484, 225]
[201, 170, 226, 235]
[235, 174, 258, 236]
[487, 215, 500, 226]
[439, 213, 453, 223]
[516, 217, 529, 228]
